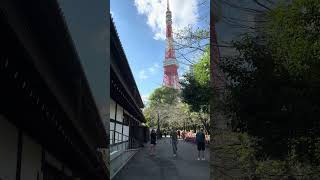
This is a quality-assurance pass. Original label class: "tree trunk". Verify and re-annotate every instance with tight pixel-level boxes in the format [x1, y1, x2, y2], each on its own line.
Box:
[198, 114, 210, 134]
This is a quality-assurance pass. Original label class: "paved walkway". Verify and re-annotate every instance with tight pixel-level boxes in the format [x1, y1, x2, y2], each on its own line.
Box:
[113, 138, 210, 180]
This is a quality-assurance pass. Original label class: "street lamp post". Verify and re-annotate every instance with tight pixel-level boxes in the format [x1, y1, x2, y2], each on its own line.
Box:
[157, 111, 161, 139]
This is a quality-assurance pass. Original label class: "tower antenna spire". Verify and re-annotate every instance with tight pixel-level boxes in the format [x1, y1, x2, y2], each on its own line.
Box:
[163, 0, 180, 89]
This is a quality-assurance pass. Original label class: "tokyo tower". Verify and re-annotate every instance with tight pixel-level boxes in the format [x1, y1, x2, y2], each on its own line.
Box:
[163, 0, 180, 89]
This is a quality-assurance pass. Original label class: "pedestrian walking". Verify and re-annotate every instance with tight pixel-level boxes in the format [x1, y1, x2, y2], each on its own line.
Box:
[177, 130, 181, 139]
[170, 128, 178, 157]
[196, 128, 206, 160]
[150, 129, 157, 155]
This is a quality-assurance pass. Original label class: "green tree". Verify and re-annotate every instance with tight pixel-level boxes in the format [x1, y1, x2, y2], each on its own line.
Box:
[148, 86, 179, 106]
[194, 46, 210, 86]
[217, 1, 320, 177]
[144, 86, 187, 131]
[267, 0, 320, 79]
[181, 46, 210, 113]
[180, 46, 210, 132]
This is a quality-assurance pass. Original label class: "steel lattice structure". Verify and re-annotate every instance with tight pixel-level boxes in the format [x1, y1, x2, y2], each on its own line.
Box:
[163, 0, 180, 89]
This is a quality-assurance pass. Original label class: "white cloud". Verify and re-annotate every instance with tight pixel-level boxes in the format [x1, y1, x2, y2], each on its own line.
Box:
[148, 67, 155, 73]
[138, 63, 161, 81]
[148, 63, 160, 74]
[134, 0, 198, 40]
[139, 70, 148, 79]
[141, 94, 150, 104]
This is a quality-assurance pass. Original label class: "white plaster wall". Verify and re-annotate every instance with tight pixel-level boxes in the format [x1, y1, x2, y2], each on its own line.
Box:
[110, 99, 116, 120]
[116, 124, 122, 143]
[0, 115, 18, 180]
[110, 122, 115, 131]
[110, 132, 114, 145]
[115, 123, 122, 134]
[123, 126, 129, 140]
[20, 134, 42, 180]
[116, 104, 123, 123]
[110, 122, 115, 145]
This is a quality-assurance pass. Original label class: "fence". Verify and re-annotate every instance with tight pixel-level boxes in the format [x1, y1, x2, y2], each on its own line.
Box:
[183, 131, 210, 145]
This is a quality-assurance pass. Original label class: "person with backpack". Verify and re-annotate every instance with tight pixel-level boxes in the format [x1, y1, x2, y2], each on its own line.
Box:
[196, 128, 206, 160]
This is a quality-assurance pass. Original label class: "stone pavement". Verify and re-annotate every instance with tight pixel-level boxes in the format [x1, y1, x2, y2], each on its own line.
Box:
[113, 137, 210, 180]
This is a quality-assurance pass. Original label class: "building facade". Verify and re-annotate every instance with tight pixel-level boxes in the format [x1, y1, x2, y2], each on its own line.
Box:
[0, 1, 109, 179]
[110, 17, 148, 179]
[214, 0, 277, 57]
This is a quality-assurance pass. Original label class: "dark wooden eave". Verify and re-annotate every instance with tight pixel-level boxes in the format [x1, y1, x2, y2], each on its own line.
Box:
[110, 17, 144, 109]
[0, 0, 108, 148]
[0, 0, 108, 178]
[111, 68, 146, 123]
[110, 18, 145, 123]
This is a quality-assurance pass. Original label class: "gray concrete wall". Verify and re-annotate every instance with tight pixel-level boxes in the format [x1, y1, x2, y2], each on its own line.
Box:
[20, 134, 42, 180]
[56, 0, 110, 126]
[215, 0, 276, 57]
[0, 115, 18, 180]
[0, 115, 75, 180]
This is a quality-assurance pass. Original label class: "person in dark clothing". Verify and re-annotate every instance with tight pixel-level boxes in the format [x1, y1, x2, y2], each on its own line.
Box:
[196, 128, 206, 160]
[150, 129, 157, 155]
[177, 130, 181, 138]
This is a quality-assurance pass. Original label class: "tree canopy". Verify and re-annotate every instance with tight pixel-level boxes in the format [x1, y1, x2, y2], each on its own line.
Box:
[143, 86, 185, 131]
[148, 86, 180, 106]
[216, 0, 320, 178]
[179, 46, 211, 132]
[180, 46, 210, 114]
[267, 0, 320, 79]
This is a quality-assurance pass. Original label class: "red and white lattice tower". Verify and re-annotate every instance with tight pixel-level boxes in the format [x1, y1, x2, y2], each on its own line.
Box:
[163, 0, 180, 89]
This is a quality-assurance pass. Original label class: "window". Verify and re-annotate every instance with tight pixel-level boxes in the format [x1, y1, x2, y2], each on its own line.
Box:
[109, 102, 130, 154]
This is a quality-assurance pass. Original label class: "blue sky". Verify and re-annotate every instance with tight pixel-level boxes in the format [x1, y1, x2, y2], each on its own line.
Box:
[111, 0, 209, 104]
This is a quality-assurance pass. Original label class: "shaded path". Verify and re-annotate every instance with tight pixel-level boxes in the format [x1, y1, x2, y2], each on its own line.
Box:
[113, 138, 209, 180]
